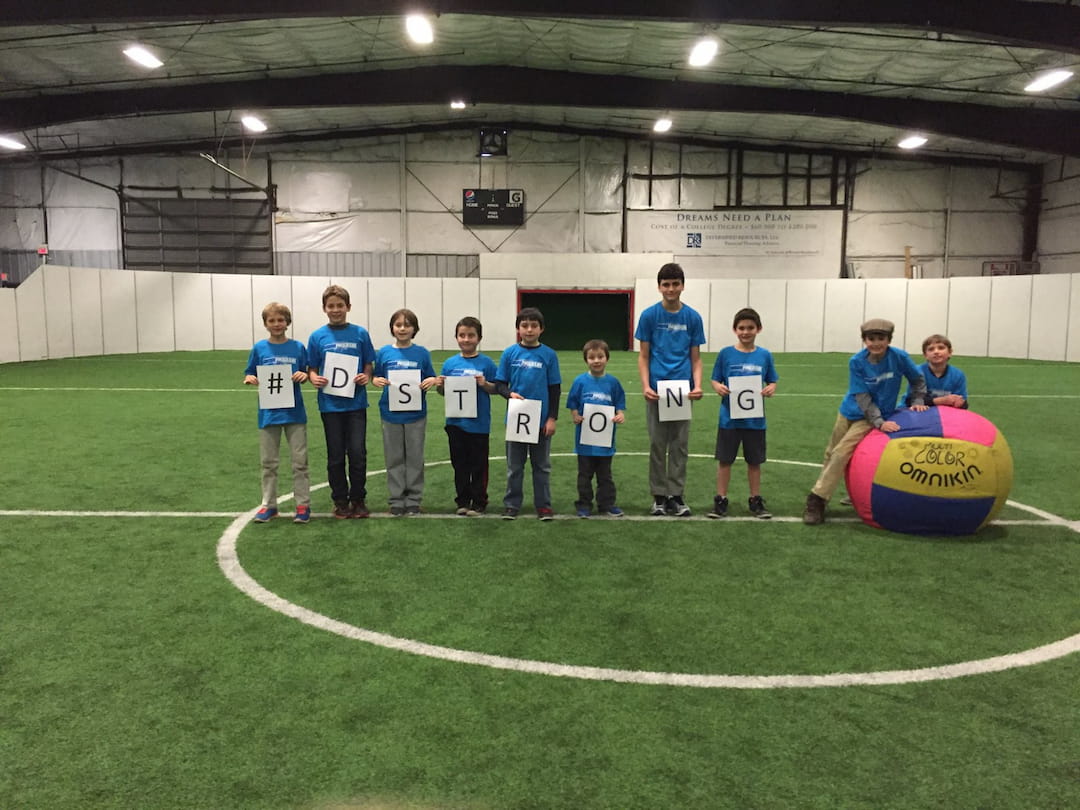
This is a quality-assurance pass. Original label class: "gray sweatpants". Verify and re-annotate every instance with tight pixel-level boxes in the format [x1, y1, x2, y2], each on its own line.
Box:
[381, 418, 427, 509]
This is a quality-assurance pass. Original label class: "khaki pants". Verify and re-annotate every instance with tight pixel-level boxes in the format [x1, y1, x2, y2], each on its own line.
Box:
[810, 414, 872, 501]
[645, 398, 691, 497]
[259, 422, 310, 508]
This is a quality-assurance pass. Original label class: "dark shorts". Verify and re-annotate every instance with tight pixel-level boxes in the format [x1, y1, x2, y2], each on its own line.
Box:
[715, 427, 767, 466]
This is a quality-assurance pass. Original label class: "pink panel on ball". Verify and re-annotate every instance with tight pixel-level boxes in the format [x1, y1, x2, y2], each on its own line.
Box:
[846, 429, 888, 526]
[936, 407, 997, 447]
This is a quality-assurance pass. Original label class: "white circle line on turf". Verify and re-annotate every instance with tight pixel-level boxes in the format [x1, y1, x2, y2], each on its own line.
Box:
[213, 458, 1080, 690]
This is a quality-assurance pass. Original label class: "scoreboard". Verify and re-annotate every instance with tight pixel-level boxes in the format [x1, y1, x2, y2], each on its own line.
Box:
[462, 188, 525, 226]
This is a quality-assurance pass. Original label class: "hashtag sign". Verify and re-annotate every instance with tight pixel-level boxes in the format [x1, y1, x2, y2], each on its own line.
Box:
[257, 365, 295, 410]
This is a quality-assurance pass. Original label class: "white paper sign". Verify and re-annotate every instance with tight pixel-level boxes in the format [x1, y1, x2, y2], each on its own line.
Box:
[657, 380, 692, 422]
[324, 351, 359, 399]
[506, 398, 542, 444]
[580, 403, 615, 448]
[388, 369, 422, 412]
[444, 375, 478, 419]
[257, 365, 295, 410]
[729, 374, 764, 419]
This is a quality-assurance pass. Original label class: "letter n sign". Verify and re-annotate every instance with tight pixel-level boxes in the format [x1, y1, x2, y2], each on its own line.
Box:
[657, 380, 691, 422]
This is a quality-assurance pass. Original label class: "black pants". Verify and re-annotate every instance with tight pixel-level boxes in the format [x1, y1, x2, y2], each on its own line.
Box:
[445, 425, 489, 510]
[320, 409, 367, 504]
[576, 455, 616, 511]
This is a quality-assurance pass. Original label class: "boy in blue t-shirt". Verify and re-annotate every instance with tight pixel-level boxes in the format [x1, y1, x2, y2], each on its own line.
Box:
[493, 307, 561, 520]
[707, 308, 778, 520]
[371, 308, 438, 516]
[437, 316, 498, 516]
[243, 302, 311, 523]
[307, 285, 377, 519]
[635, 263, 706, 517]
[803, 318, 929, 525]
[567, 339, 627, 518]
[906, 333, 968, 409]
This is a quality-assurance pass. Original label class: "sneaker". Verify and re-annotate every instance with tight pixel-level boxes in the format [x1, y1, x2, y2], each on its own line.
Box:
[649, 496, 668, 516]
[332, 502, 351, 520]
[465, 508, 483, 517]
[748, 495, 772, 520]
[501, 508, 518, 521]
[706, 496, 728, 519]
[293, 505, 311, 524]
[537, 507, 555, 521]
[405, 505, 421, 516]
[576, 507, 591, 518]
[839, 496, 853, 507]
[389, 506, 405, 517]
[600, 507, 625, 518]
[253, 506, 278, 523]
[803, 493, 826, 525]
[456, 506, 469, 516]
[667, 496, 692, 517]
[350, 500, 370, 519]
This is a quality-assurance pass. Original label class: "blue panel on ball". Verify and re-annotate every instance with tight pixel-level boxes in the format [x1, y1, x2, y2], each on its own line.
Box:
[870, 483, 995, 535]
[887, 407, 944, 440]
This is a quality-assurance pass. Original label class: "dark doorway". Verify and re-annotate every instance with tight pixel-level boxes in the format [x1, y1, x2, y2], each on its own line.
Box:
[518, 289, 634, 351]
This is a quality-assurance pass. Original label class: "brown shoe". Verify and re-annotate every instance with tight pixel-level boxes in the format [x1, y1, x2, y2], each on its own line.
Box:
[803, 493, 826, 525]
[332, 501, 351, 520]
[349, 500, 370, 518]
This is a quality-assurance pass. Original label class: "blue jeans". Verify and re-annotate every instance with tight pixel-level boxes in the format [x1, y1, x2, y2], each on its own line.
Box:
[320, 409, 368, 505]
[504, 434, 552, 511]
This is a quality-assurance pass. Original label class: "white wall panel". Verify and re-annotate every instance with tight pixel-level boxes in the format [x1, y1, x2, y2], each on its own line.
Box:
[678, 282, 711, 352]
[747, 280, 788, 352]
[172, 273, 214, 352]
[946, 277, 991, 357]
[368, 277, 406, 349]
[987, 276, 1033, 359]
[904, 279, 950, 355]
[1028, 274, 1071, 361]
[42, 265, 74, 358]
[863, 279, 909, 350]
[100, 269, 137, 355]
[707, 280, 750, 352]
[15, 270, 46, 361]
[250, 275, 294, 339]
[823, 280, 865, 352]
[784, 280, 826, 352]
[0, 289, 19, 363]
[70, 267, 103, 357]
[478, 278, 518, 352]
[210, 274, 253, 351]
[134, 271, 176, 353]
[405, 278, 444, 351]
[290, 276, 333, 345]
[440, 278, 481, 352]
[1069, 276, 1080, 363]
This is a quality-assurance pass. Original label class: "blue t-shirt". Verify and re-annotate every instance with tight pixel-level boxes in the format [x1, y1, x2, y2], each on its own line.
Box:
[245, 338, 308, 429]
[374, 343, 436, 424]
[495, 343, 561, 423]
[907, 362, 968, 405]
[440, 352, 499, 434]
[634, 301, 706, 390]
[566, 371, 627, 457]
[710, 345, 778, 431]
[839, 346, 923, 421]
[306, 323, 376, 413]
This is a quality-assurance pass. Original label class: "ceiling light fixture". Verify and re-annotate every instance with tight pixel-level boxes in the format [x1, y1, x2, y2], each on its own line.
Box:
[688, 38, 719, 67]
[406, 15, 434, 44]
[897, 135, 928, 150]
[450, 100, 467, 110]
[0, 135, 27, 150]
[653, 117, 673, 133]
[1024, 69, 1073, 93]
[123, 45, 163, 69]
[241, 115, 267, 133]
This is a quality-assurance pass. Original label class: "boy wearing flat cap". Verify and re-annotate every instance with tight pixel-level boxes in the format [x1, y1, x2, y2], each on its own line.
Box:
[803, 318, 929, 525]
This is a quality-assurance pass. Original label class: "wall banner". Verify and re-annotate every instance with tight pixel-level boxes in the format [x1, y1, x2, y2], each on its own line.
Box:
[627, 209, 835, 256]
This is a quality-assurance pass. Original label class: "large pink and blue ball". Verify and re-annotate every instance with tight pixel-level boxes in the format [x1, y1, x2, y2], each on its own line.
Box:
[845, 408, 1013, 536]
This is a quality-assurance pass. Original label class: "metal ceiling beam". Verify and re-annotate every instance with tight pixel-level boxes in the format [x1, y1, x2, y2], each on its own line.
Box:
[2, 66, 1077, 158]
[1, 1, 1079, 53]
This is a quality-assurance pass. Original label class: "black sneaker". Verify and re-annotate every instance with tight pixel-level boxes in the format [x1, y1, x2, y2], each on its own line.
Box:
[350, 500, 370, 519]
[332, 501, 351, 520]
[649, 496, 667, 516]
[706, 496, 728, 519]
[501, 508, 518, 521]
[748, 495, 772, 519]
[667, 496, 691, 517]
